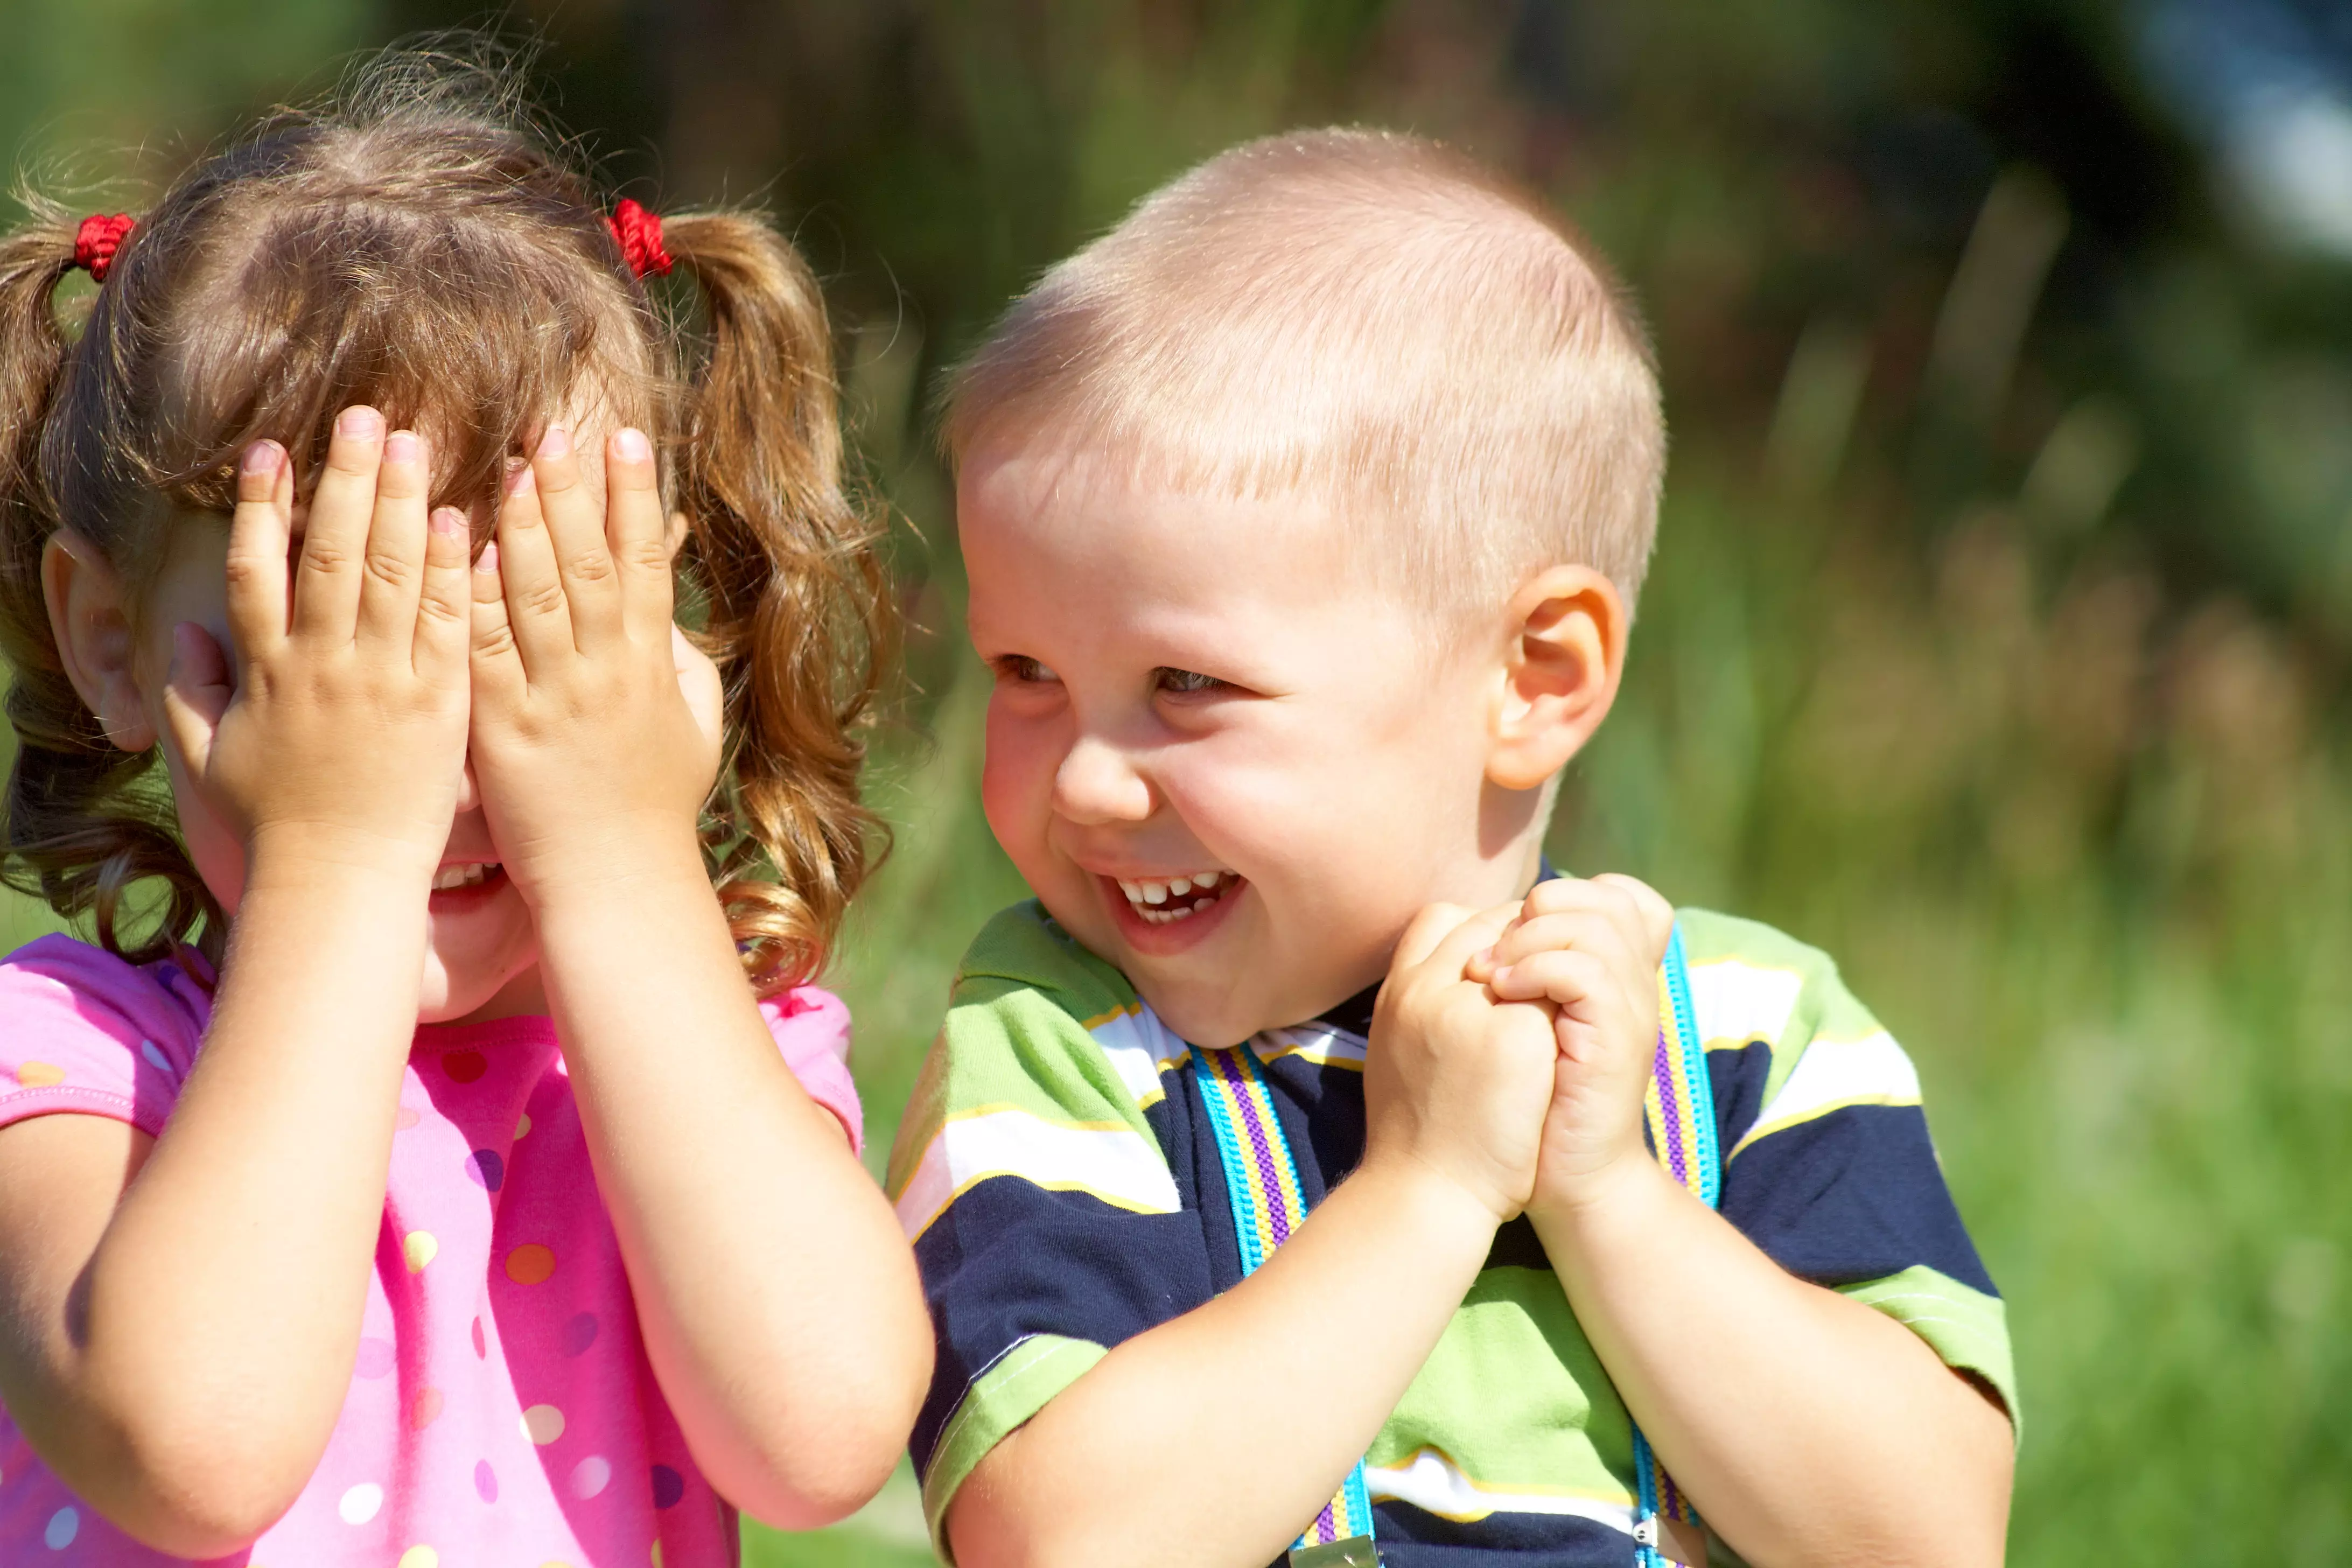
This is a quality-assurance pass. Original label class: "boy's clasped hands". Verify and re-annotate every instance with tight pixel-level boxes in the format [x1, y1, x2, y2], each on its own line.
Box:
[1370, 874, 1679, 1235]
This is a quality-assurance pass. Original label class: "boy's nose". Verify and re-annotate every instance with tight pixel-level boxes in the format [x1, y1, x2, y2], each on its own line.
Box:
[1050, 736, 1153, 825]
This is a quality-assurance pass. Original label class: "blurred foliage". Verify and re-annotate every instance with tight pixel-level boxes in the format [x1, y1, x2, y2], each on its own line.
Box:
[6, 0, 2351, 1562]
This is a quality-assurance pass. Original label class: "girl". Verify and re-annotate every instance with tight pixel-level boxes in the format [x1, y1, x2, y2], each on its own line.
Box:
[0, 52, 932, 1565]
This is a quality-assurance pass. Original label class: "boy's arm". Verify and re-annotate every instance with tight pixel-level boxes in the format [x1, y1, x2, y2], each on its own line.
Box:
[1483, 880, 2012, 1568]
[923, 901, 1556, 1568]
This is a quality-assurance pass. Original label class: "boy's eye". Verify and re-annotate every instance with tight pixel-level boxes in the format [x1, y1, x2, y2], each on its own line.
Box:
[994, 655, 1060, 685]
[1154, 667, 1230, 697]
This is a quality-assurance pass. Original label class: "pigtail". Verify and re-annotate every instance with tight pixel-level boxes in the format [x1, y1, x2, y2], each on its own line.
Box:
[0, 205, 218, 964]
[658, 209, 894, 993]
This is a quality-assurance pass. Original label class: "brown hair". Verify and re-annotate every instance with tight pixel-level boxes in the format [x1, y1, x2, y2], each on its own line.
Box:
[944, 128, 1665, 619]
[0, 50, 891, 990]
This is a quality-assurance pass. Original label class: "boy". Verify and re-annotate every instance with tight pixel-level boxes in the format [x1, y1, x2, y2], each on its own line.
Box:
[888, 130, 2015, 1568]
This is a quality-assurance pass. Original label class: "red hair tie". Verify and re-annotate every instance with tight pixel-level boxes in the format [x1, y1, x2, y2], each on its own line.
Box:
[606, 199, 672, 279]
[73, 213, 136, 283]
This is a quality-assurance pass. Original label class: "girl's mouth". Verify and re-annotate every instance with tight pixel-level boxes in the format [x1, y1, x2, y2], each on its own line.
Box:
[1113, 870, 1242, 926]
[431, 861, 502, 892]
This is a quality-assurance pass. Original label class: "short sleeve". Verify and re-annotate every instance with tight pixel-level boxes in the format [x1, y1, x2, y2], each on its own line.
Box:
[885, 905, 1203, 1559]
[1680, 910, 2019, 1429]
[760, 985, 863, 1153]
[0, 935, 209, 1138]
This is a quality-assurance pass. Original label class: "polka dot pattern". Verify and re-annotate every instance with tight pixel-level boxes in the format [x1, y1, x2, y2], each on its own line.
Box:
[395, 1106, 422, 1131]
[650, 1464, 684, 1509]
[397, 1547, 438, 1568]
[43, 1507, 76, 1549]
[409, 1387, 444, 1430]
[474, 1459, 498, 1503]
[521, 1404, 566, 1445]
[15, 1061, 64, 1089]
[354, 1337, 395, 1378]
[466, 1148, 505, 1191]
[505, 1243, 556, 1285]
[561, 1311, 599, 1357]
[442, 1049, 487, 1083]
[338, 1482, 384, 1524]
[569, 1455, 611, 1500]
[470, 1317, 486, 1359]
[515, 1111, 533, 1139]
[137, 1039, 170, 1072]
[403, 1230, 439, 1272]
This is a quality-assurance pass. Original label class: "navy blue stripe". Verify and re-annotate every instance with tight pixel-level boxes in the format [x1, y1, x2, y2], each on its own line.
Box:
[1720, 1101, 1998, 1297]
[1707, 1039, 1776, 1153]
[1365, 1498, 1637, 1566]
[908, 1179, 1215, 1474]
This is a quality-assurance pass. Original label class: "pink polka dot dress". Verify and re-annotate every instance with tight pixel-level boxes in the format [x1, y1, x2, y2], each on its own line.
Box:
[0, 934, 865, 1566]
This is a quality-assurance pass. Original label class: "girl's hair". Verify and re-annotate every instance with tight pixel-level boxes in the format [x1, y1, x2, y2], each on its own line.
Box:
[0, 48, 891, 991]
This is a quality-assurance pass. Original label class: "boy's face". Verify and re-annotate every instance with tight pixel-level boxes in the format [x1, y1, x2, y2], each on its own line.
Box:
[961, 442, 1524, 1048]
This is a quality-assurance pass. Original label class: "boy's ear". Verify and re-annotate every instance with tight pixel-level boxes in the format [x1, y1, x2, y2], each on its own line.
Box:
[41, 529, 158, 753]
[1485, 564, 1627, 792]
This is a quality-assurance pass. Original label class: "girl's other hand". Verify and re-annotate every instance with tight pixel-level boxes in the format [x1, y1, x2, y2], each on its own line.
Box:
[467, 425, 718, 907]
[162, 408, 474, 880]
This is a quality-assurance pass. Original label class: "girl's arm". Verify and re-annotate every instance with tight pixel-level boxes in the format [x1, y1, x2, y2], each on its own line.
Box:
[463, 425, 932, 1528]
[1482, 876, 2013, 1568]
[0, 415, 474, 1555]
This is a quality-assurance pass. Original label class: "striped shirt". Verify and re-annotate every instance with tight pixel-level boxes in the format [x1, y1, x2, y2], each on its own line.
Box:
[888, 901, 2015, 1565]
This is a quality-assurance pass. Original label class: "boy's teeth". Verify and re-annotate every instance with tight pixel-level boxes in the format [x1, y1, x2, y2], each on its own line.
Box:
[1167, 876, 1193, 897]
[1118, 880, 1144, 902]
[1117, 871, 1236, 923]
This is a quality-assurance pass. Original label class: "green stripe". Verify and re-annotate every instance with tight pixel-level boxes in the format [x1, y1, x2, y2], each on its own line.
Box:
[921, 1333, 1108, 1561]
[1839, 1265, 2021, 1440]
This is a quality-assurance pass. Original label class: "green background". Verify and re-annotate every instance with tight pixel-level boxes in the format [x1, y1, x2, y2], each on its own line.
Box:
[5, 1, 2349, 1562]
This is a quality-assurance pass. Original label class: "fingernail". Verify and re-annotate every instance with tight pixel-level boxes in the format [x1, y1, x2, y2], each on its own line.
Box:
[504, 459, 534, 495]
[538, 424, 571, 459]
[430, 506, 466, 537]
[384, 430, 420, 464]
[241, 440, 279, 475]
[1472, 946, 1495, 968]
[337, 407, 383, 440]
[1489, 965, 1513, 988]
[614, 427, 651, 464]
[475, 541, 500, 574]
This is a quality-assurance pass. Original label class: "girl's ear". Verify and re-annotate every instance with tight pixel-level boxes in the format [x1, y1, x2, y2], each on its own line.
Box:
[41, 529, 158, 752]
[1484, 563, 1628, 792]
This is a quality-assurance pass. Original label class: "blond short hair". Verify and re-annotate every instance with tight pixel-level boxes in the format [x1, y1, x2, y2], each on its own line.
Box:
[944, 127, 1666, 615]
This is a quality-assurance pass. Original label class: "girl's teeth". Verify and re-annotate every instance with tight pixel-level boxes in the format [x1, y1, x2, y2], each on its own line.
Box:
[432, 863, 498, 892]
[1143, 881, 1168, 905]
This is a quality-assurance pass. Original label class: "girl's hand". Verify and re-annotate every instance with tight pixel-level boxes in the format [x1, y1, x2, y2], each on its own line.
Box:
[162, 409, 474, 878]
[466, 425, 718, 907]
[1469, 874, 1675, 1219]
[1362, 900, 1563, 1226]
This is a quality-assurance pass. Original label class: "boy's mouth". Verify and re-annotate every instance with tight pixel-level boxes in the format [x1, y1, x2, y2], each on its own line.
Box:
[1112, 870, 1241, 926]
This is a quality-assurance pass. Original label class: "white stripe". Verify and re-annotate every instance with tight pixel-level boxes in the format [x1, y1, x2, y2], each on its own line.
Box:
[1737, 1028, 1920, 1152]
[894, 1109, 1180, 1240]
[1364, 1449, 1635, 1533]
[1090, 1010, 1191, 1105]
[1255, 1022, 1368, 1068]
[1684, 958, 1805, 1049]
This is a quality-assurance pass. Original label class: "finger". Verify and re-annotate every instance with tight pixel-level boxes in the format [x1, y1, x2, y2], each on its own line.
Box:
[673, 626, 724, 748]
[1412, 900, 1526, 983]
[157, 622, 232, 778]
[1591, 873, 1676, 964]
[223, 440, 293, 672]
[1487, 948, 1618, 1010]
[1486, 908, 1641, 971]
[468, 540, 526, 703]
[292, 405, 386, 641]
[530, 423, 624, 648]
[492, 459, 572, 674]
[608, 428, 675, 638]
[414, 506, 474, 682]
[355, 429, 431, 648]
[1391, 901, 1477, 974]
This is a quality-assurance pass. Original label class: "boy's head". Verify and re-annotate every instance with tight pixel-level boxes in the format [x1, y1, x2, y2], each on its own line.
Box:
[949, 128, 1664, 1047]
